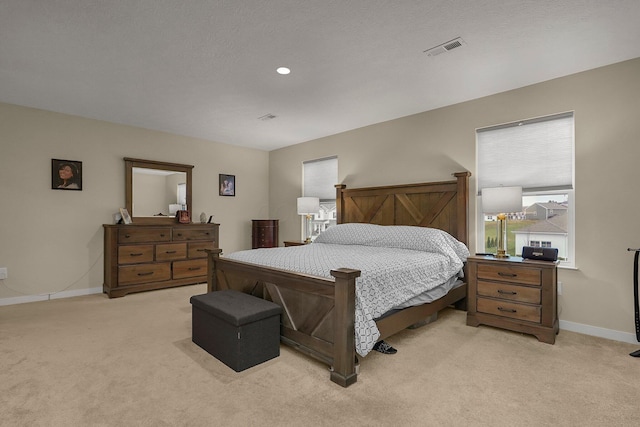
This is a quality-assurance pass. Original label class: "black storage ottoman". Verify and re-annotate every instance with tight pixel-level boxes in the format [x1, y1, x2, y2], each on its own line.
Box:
[190, 290, 282, 372]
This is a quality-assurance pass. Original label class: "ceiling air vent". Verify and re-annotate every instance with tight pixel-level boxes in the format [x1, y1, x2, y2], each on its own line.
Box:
[258, 113, 277, 121]
[424, 37, 465, 57]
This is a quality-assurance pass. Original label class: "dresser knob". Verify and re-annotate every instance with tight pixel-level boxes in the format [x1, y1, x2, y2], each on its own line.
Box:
[497, 290, 517, 295]
[497, 307, 517, 313]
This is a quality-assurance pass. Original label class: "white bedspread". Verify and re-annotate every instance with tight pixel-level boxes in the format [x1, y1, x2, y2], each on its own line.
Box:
[225, 223, 469, 356]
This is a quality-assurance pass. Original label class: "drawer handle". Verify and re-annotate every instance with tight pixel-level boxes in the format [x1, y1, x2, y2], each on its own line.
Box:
[498, 272, 517, 278]
[165, 250, 177, 254]
[129, 253, 143, 257]
[497, 290, 517, 295]
[124, 234, 131, 238]
[197, 249, 206, 252]
[497, 306, 517, 313]
[188, 267, 201, 271]
[137, 272, 154, 277]
[177, 233, 182, 237]
[160, 234, 165, 237]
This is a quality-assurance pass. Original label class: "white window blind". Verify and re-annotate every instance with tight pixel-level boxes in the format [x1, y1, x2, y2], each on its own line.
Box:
[303, 156, 338, 201]
[477, 112, 574, 192]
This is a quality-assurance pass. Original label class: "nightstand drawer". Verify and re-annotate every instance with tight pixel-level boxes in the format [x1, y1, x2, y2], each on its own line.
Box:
[477, 264, 541, 286]
[477, 297, 541, 323]
[477, 281, 541, 304]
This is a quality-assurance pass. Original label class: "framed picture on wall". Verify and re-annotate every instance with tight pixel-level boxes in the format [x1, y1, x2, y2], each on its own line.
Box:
[219, 174, 235, 196]
[52, 159, 82, 190]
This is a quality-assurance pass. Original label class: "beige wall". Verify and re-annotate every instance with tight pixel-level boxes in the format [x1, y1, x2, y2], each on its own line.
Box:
[270, 58, 640, 338]
[0, 103, 269, 300]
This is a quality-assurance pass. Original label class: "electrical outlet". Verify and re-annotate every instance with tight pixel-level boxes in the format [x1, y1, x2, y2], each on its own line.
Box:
[0, 267, 7, 280]
[557, 281, 562, 295]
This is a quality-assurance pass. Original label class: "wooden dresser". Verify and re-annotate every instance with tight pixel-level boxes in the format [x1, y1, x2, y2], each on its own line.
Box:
[251, 219, 279, 248]
[103, 223, 219, 298]
[466, 255, 559, 344]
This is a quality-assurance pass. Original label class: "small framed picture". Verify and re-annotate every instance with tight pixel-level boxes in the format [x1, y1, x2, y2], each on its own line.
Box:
[177, 210, 191, 224]
[219, 174, 235, 196]
[52, 159, 82, 190]
[119, 208, 132, 224]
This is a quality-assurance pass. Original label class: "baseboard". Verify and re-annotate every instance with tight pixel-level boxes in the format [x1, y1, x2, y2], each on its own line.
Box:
[1, 291, 638, 346]
[559, 319, 639, 345]
[0, 286, 103, 307]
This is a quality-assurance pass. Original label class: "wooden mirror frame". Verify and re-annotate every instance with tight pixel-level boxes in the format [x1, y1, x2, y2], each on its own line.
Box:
[124, 157, 193, 224]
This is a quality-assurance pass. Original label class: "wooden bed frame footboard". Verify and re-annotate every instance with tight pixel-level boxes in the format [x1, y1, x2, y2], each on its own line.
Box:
[206, 249, 361, 387]
[205, 171, 471, 387]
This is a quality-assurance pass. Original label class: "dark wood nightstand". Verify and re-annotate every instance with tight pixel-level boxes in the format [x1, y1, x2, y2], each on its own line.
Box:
[466, 255, 559, 344]
[283, 240, 307, 247]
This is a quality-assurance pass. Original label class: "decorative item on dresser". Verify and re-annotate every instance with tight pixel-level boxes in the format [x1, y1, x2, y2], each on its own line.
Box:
[103, 223, 219, 298]
[466, 255, 559, 344]
[251, 219, 279, 249]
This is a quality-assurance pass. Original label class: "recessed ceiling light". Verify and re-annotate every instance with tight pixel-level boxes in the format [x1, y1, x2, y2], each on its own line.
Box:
[276, 67, 291, 75]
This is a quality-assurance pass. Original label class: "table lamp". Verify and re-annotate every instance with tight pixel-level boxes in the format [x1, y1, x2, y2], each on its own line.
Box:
[482, 186, 522, 258]
[297, 197, 320, 243]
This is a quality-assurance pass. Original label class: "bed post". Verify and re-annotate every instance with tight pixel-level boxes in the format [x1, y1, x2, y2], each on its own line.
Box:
[335, 184, 346, 224]
[205, 248, 223, 292]
[453, 172, 471, 246]
[329, 267, 360, 387]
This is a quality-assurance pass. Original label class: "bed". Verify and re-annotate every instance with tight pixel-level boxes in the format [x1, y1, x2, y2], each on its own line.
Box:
[205, 171, 471, 387]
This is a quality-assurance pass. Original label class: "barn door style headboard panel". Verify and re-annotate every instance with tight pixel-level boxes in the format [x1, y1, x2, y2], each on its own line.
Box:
[335, 172, 470, 245]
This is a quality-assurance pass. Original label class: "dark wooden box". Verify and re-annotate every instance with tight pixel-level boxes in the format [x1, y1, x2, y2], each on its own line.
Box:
[190, 290, 282, 372]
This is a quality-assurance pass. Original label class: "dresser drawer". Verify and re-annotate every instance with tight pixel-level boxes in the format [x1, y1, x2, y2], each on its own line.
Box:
[188, 242, 214, 258]
[118, 263, 171, 285]
[118, 228, 171, 243]
[173, 259, 207, 279]
[477, 297, 541, 324]
[156, 243, 187, 261]
[173, 228, 216, 241]
[118, 245, 154, 264]
[477, 264, 541, 286]
[477, 281, 541, 304]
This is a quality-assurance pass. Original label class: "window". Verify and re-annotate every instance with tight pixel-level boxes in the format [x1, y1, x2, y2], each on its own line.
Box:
[477, 112, 575, 267]
[177, 183, 186, 206]
[303, 156, 338, 241]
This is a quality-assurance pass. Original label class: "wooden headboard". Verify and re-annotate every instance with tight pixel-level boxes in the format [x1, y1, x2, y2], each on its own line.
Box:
[335, 171, 471, 245]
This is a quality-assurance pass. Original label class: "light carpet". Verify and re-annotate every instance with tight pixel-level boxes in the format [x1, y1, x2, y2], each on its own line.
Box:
[1, 284, 639, 426]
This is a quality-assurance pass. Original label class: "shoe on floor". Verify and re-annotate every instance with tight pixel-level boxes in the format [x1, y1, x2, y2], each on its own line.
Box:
[372, 340, 397, 354]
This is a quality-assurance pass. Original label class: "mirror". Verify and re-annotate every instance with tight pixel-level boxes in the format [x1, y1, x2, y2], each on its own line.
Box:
[125, 158, 193, 224]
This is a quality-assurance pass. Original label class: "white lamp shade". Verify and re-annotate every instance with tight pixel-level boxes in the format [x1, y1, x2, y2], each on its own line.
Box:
[297, 197, 320, 215]
[482, 186, 522, 214]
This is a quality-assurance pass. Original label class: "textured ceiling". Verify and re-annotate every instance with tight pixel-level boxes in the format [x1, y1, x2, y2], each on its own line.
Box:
[1, 0, 640, 151]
